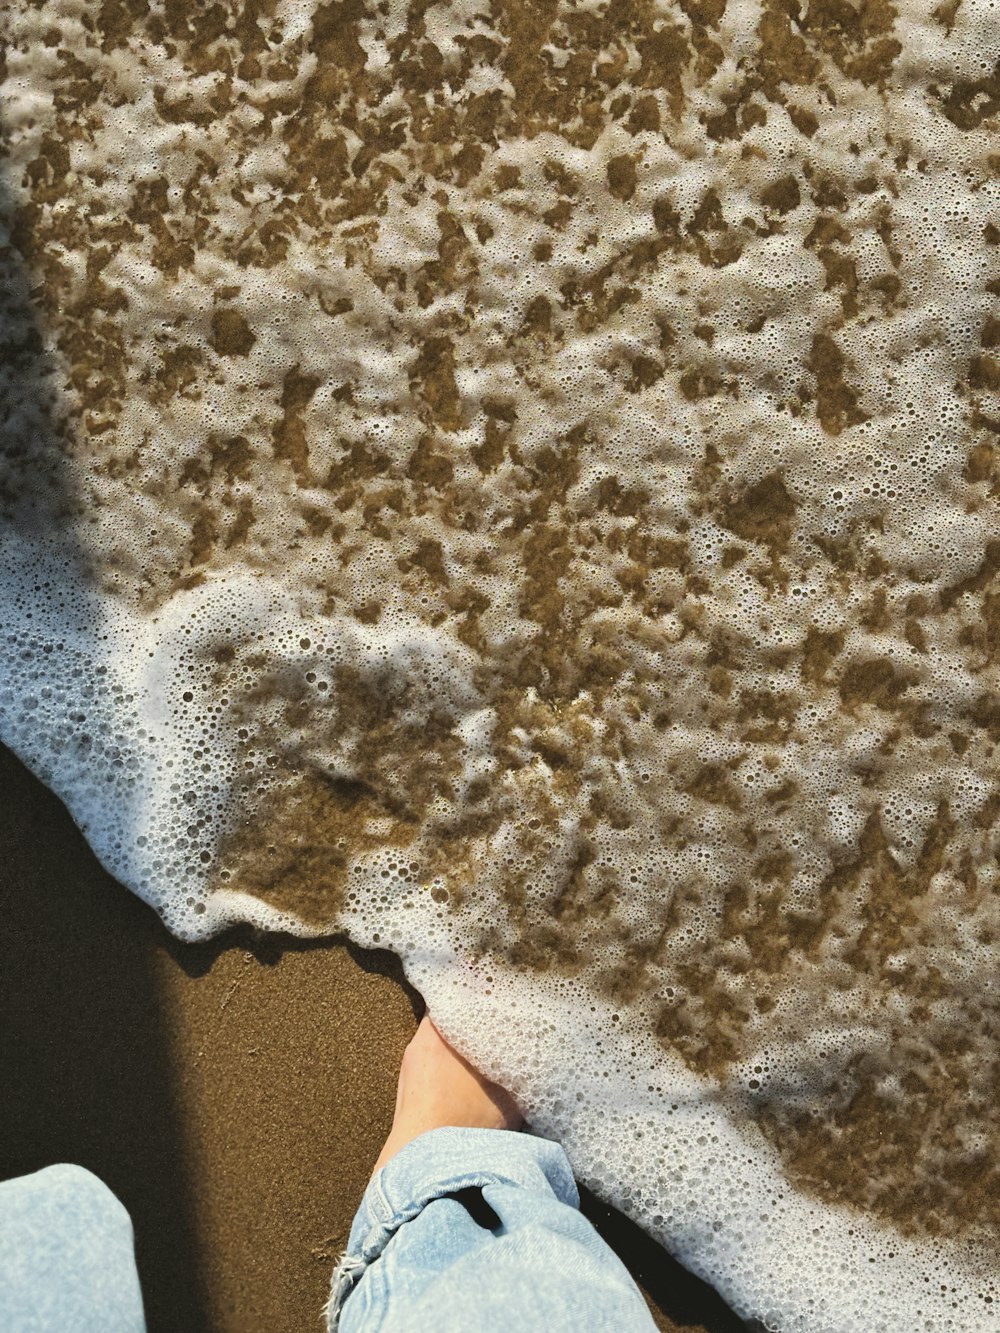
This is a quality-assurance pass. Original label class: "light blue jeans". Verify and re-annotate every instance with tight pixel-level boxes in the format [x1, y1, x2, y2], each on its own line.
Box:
[327, 1126, 658, 1331]
[0, 1130, 657, 1332]
[0, 1164, 146, 1333]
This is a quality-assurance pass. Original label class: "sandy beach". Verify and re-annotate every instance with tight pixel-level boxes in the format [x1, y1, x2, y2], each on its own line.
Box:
[0, 741, 745, 1333]
[3, 1, 997, 1325]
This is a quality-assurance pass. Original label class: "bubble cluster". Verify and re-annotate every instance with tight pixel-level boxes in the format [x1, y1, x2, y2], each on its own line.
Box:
[1, 0, 999, 1328]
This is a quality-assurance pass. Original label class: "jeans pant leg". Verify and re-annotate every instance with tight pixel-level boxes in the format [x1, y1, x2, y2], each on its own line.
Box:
[328, 1126, 658, 1333]
[0, 1164, 146, 1333]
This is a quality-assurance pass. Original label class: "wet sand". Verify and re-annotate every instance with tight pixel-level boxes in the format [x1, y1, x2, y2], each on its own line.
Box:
[0, 742, 744, 1333]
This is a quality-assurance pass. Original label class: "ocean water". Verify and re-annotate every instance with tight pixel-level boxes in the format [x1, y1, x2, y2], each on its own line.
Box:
[1, 1, 998, 1327]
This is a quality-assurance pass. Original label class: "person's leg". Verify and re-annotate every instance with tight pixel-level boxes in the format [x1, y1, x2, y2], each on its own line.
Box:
[328, 1018, 656, 1333]
[0, 1163, 146, 1333]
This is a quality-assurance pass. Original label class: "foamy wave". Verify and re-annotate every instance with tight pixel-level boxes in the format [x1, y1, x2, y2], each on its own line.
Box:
[1, 0, 999, 1327]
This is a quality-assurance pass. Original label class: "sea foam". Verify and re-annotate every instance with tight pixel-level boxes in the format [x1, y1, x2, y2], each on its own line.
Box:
[1, 0, 998, 1327]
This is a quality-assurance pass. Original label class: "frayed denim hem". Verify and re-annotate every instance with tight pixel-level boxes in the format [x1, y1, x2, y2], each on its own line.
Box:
[324, 1249, 367, 1331]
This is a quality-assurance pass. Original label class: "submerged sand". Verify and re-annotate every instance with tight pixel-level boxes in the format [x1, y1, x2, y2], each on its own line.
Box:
[0, 743, 744, 1333]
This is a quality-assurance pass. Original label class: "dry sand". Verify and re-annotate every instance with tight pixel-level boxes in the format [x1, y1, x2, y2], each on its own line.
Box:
[0, 741, 745, 1333]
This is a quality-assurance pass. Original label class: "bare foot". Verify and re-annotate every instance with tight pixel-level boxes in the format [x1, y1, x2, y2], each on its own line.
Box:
[372, 1015, 523, 1177]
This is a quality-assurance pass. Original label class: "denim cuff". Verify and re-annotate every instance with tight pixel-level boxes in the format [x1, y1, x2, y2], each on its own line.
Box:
[325, 1126, 578, 1329]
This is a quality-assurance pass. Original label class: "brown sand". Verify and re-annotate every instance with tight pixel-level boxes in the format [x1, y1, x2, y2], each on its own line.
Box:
[0, 742, 744, 1333]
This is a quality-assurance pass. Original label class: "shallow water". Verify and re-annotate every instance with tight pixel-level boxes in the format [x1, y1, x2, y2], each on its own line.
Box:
[1, 1, 998, 1327]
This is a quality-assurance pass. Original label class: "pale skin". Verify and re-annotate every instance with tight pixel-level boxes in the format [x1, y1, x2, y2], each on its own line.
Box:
[371, 1015, 523, 1178]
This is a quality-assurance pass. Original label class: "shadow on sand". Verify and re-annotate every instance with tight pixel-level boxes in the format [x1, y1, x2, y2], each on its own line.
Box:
[0, 743, 210, 1333]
